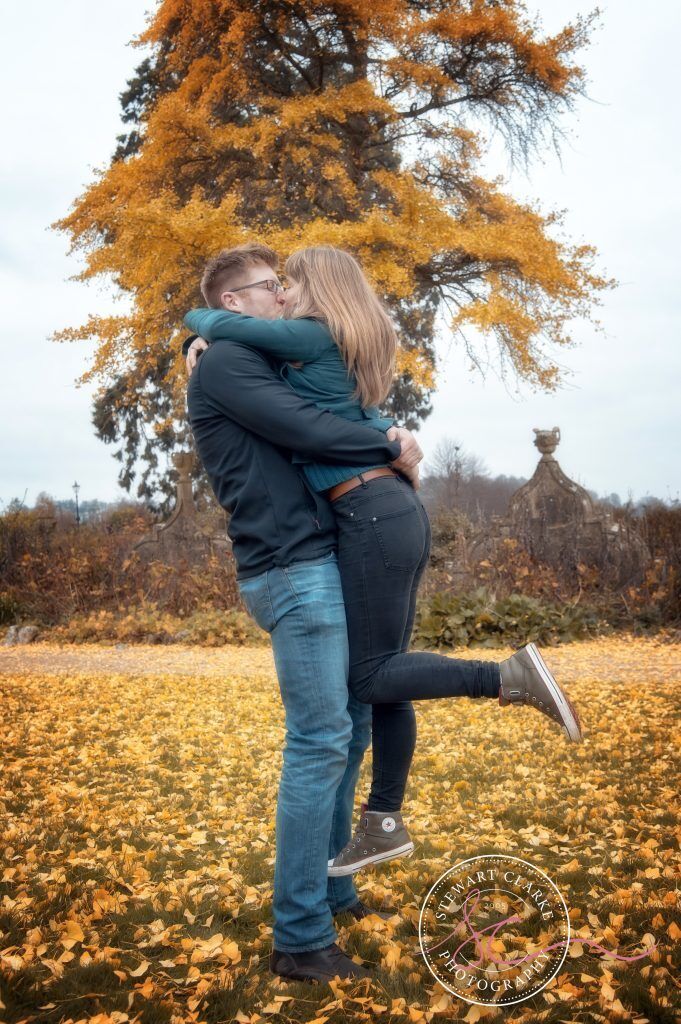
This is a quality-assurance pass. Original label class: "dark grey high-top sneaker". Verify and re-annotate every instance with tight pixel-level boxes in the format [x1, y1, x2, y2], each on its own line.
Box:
[328, 809, 414, 877]
[498, 642, 583, 742]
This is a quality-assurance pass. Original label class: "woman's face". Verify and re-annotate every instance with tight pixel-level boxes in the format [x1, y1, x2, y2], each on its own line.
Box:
[282, 277, 300, 317]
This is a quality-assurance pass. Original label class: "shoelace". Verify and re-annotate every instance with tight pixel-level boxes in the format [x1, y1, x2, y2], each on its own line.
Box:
[511, 687, 556, 717]
[337, 825, 378, 861]
[504, 662, 581, 737]
[518, 674, 580, 729]
[516, 671, 560, 720]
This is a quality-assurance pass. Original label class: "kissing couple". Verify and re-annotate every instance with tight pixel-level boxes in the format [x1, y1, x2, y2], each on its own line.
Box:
[182, 241, 583, 984]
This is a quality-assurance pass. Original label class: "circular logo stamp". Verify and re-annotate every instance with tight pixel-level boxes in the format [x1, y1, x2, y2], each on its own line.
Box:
[382, 817, 396, 832]
[418, 854, 570, 1006]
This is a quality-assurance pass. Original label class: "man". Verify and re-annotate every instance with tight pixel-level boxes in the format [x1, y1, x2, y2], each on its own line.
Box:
[181, 242, 422, 983]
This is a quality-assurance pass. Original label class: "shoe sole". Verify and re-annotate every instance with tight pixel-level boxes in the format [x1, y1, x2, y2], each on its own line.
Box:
[270, 965, 370, 982]
[525, 642, 583, 742]
[327, 842, 415, 877]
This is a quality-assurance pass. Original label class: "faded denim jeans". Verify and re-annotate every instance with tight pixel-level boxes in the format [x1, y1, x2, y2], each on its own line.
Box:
[237, 550, 371, 952]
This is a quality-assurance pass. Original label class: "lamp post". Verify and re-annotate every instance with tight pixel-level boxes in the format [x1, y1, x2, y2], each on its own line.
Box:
[72, 481, 81, 527]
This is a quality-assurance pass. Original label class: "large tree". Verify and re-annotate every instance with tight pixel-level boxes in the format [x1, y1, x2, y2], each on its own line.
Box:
[53, 0, 611, 507]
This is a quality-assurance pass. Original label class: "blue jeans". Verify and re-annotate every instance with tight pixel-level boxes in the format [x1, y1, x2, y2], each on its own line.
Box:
[237, 551, 371, 952]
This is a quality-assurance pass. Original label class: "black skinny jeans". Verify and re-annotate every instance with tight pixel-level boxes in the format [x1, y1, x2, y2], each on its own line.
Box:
[331, 472, 501, 812]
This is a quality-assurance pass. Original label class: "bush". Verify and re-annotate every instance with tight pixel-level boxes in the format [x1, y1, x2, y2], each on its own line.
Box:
[0, 591, 23, 625]
[2, 496, 678, 645]
[47, 604, 267, 646]
[412, 587, 607, 649]
[0, 502, 240, 625]
[418, 502, 681, 633]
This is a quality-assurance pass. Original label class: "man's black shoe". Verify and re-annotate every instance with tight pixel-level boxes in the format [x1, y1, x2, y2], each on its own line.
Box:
[338, 898, 396, 921]
[270, 941, 371, 981]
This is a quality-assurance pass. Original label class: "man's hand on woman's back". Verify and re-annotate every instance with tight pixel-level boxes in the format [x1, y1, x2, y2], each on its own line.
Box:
[386, 426, 423, 491]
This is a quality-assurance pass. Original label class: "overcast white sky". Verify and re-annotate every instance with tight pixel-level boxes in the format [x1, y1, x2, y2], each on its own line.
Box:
[1, 2, 679, 508]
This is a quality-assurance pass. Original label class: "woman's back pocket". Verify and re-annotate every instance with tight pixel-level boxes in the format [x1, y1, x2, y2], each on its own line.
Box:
[370, 505, 426, 572]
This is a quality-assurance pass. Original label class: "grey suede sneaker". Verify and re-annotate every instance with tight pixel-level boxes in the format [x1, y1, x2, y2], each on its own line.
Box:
[498, 642, 583, 742]
[328, 808, 415, 877]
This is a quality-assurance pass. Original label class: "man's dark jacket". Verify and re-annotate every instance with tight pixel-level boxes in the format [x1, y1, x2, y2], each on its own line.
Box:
[183, 336, 402, 580]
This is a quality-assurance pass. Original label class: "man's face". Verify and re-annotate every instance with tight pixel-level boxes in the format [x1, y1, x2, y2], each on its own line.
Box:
[219, 261, 285, 320]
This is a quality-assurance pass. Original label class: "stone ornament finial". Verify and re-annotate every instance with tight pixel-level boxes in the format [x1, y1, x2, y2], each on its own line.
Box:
[533, 426, 561, 459]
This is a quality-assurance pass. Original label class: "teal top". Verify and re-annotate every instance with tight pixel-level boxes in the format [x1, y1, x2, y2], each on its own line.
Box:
[183, 308, 395, 493]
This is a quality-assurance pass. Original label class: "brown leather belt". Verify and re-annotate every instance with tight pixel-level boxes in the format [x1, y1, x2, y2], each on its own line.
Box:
[326, 466, 398, 502]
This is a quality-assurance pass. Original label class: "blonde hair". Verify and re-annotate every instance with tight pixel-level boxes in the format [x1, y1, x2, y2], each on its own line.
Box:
[283, 246, 397, 408]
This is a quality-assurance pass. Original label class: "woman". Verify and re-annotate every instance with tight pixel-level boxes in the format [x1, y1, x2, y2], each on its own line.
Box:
[184, 245, 583, 877]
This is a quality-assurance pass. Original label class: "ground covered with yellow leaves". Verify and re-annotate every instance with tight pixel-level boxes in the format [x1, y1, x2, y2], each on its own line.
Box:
[1, 638, 679, 1024]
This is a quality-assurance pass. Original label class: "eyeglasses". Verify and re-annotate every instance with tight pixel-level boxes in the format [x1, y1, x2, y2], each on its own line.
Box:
[229, 278, 286, 294]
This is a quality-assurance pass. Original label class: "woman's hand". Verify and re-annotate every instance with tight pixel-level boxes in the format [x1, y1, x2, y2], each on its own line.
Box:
[186, 336, 209, 375]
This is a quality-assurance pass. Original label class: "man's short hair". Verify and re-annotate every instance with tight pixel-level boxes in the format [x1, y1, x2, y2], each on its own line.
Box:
[200, 242, 279, 308]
